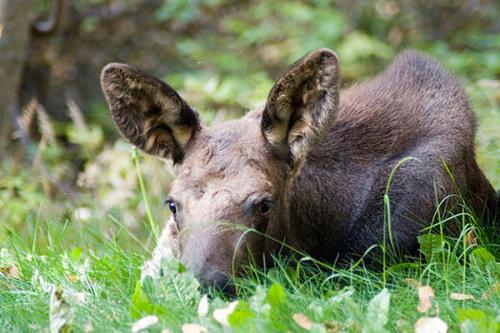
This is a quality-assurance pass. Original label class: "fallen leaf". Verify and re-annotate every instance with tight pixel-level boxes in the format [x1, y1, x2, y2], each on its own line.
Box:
[482, 282, 500, 300]
[213, 301, 238, 326]
[450, 293, 474, 301]
[395, 319, 412, 332]
[465, 230, 478, 247]
[417, 285, 435, 313]
[362, 288, 391, 333]
[49, 286, 74, 333]
[477, 79, 500, 88]
[131, 315, 159, 333]
[404, 278, 422, 288]
[182, 323, 208, 333]
[293, 313, 313, 330]
[197, 294, 209, 317]
[72, 292, 87, 304]
[83, 321, 94, 333]
[415, 317, 448, 333]
[0, 266, 20, 279]
[67, 274, 79, 283]
[324, 320, 342, 332]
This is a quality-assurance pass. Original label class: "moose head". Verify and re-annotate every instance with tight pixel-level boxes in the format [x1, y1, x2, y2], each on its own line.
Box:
[101, 49, 339, 293]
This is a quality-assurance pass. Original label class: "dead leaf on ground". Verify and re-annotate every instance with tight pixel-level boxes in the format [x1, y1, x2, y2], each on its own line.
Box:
[324, 320, 342, 332]
[415, 317, 448, 333]
[404, 278, 422, 288]
[67, 274, 79, 283]
[83, 321, 94, 333]
[49, 286, 74, 333]
[465, 230, 478, 247]
[213, 301, 238, 326]
[450, 292, 474, 301]
[417, 285, 435, 313]
[0, 266, 20, 279]
[181, 323, 208, 333]
[481, 282, 500, 300]
[293, 313, 313, 330]
[197, 294, 209, 317]
[131, 315, 159, 333]
[396, 319, 412, 332]
[71, 292, 87, 305]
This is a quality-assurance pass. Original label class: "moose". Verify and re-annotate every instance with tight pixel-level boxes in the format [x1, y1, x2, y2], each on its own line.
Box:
[101, 49, 497, 293]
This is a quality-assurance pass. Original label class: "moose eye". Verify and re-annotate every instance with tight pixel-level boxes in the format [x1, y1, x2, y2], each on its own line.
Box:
[258, 198, 274, 215]
[165, 198, 177, 215]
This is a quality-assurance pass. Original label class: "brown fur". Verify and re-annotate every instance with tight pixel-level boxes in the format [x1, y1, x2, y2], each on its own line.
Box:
[101, 49, 497, 292]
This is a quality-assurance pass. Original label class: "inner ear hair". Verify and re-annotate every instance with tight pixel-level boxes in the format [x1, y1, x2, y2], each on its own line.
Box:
[101, 63, 200, 163]
[261, 48, 339, 168]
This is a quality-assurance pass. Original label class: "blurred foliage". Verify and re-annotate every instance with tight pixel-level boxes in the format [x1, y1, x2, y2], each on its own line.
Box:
[1, 0, 499, 251]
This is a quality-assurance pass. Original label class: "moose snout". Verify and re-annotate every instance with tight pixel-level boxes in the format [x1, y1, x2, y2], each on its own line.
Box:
[180, 225, 245, 296]
[199, 267, 236, 296]
[181, 247, 237, 295]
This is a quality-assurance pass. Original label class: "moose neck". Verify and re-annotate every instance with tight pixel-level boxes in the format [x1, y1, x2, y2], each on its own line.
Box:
[286, 156, 355, 260]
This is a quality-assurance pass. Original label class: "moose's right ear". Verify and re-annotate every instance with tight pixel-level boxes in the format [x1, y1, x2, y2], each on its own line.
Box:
[101, 63, 201, 163]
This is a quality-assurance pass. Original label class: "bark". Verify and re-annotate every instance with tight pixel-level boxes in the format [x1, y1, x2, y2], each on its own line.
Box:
[0, 0, 33, 151]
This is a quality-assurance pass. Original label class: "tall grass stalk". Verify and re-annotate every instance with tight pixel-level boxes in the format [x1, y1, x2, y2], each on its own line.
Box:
[132, 147, 159, 242]
[382, 156, 418, 286]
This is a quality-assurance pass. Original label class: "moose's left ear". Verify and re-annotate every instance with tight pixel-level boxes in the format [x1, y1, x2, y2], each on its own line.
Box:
[101, 63, 201, 163]
[262, 48, 339, 170]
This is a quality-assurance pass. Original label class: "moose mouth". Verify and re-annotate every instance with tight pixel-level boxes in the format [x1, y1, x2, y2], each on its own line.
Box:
[198, 269, 237, 296]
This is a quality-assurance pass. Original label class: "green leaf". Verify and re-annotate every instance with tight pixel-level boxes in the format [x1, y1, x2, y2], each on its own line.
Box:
[418, 234, 449, 263]
[457, 308, 499, 333]
[69, 247, 83, 262]
[264, 283, 291, 331]
[470, 247, 496, 272]
[141, 258, 200, 314]
[228, 301, 256, 329]
[130, 281, 167, 319]
[265, 282, 287, 307]
[362, 288, 391, 333]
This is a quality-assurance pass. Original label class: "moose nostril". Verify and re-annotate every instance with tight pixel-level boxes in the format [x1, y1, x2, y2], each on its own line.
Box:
[202, 269, 236, 296]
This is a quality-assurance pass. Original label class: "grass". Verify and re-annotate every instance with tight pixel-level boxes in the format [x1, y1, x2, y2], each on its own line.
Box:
[1, 150, 498, 332]
[0, 212, 498, 332]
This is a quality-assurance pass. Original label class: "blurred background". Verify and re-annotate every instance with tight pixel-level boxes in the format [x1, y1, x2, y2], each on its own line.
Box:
[0, 0, 498, 252]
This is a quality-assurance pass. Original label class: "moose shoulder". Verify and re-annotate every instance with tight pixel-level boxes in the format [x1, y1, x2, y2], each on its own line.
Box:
[101, 49, 497, 293]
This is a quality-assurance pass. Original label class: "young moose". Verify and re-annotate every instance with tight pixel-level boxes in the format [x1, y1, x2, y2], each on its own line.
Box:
[101, 49, 497, 293]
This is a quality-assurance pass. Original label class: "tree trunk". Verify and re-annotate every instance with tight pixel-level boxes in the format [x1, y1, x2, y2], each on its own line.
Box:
[0, 0, 33, 151]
